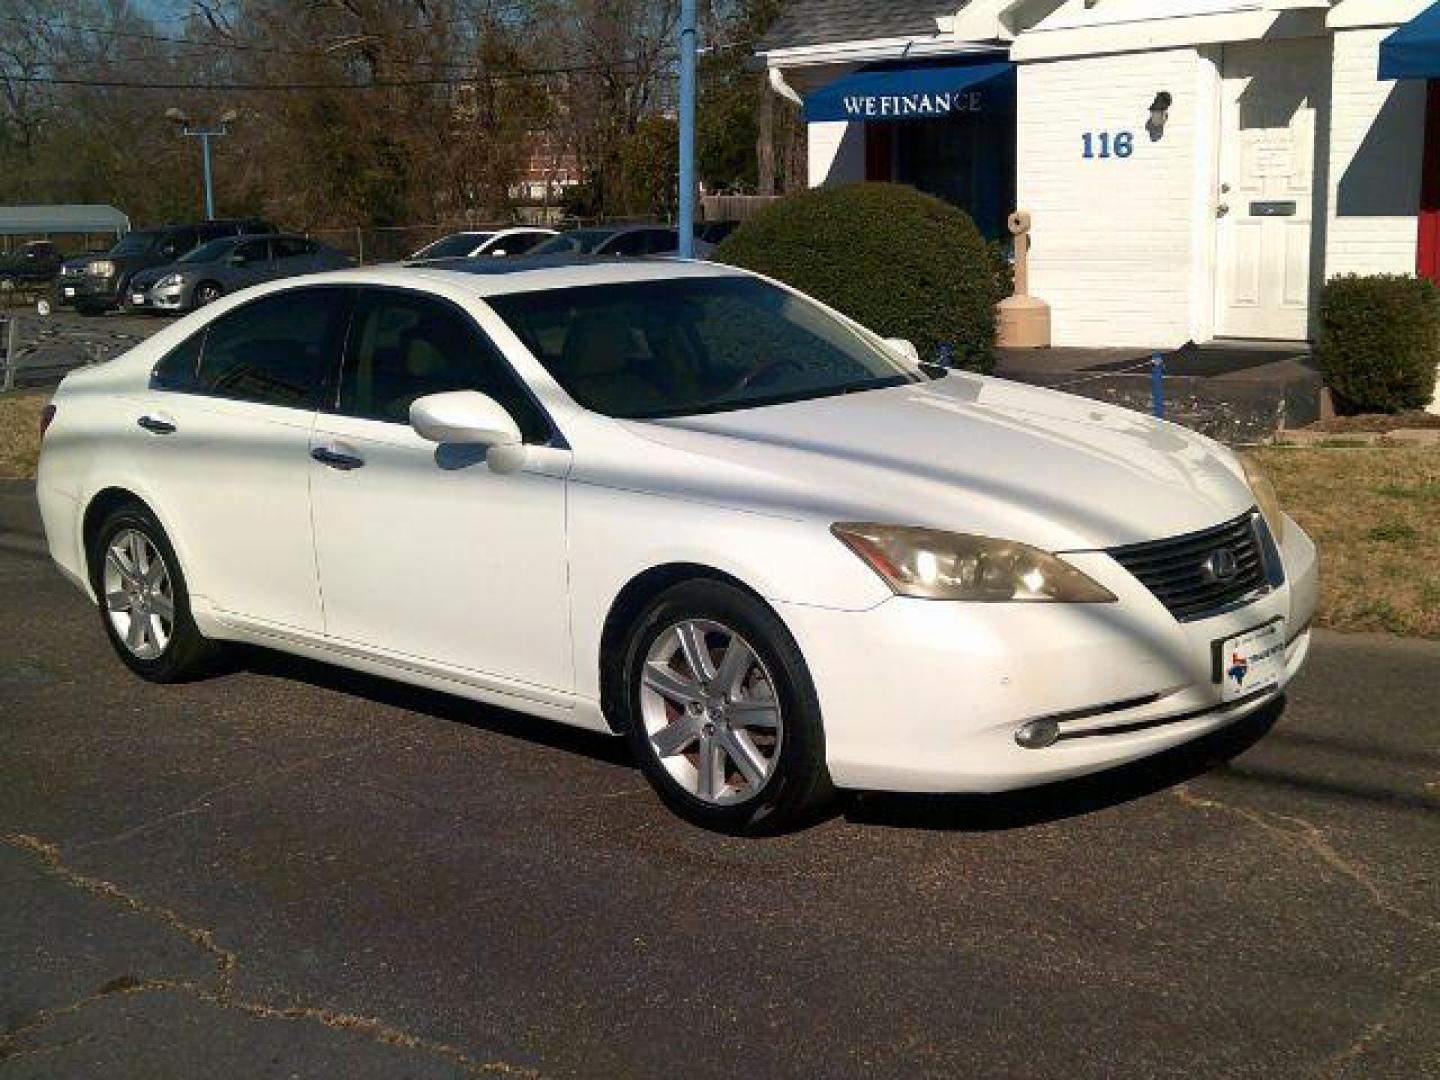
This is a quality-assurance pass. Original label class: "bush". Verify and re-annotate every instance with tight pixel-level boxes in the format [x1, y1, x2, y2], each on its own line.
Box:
[1317, 274, 1440, 414]
[714, 183, 1001, 371]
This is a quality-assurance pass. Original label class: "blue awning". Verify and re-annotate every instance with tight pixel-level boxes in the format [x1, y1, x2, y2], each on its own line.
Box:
[804, 59, 1014, 123]
[1380, 1, 1440, 79]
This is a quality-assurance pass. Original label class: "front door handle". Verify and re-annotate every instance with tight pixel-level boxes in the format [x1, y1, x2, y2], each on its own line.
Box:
[310, 446, 365, 471]
[136, 415, 176, 435]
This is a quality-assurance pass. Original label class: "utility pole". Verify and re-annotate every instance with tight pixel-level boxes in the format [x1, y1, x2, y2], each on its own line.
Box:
[677, 0, 697, 258]
[165, 108, 239, 221]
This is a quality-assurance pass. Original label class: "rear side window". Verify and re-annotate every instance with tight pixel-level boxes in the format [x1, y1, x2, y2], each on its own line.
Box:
[337, 289, 548, 442]
[153, 288, 348, 408]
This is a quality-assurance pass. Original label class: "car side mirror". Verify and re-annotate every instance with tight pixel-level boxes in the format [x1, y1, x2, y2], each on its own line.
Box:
[410, 390, 522, 448]
[884, 338, 920, 364]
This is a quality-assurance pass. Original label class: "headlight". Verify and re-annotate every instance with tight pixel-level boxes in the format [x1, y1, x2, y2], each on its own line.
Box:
[156, 274, 182, 288]
[831, 523, 1116, 603]
[1238, 454, 1286, 543]
[88, 259, 115, 277]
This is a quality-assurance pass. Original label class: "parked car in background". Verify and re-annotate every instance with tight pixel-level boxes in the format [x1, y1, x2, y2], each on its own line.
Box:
[408, 228, 557, 261]
[74, 219, 276, 315]
[53, 250, 110, 311]
[128, 234, 350, 313]
[0, 240, 65, 292]
[35, 258, 1316, 834]
[531, 226, 714, 258]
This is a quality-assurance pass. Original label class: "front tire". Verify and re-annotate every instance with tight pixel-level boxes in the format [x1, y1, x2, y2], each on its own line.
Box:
[89, 503, 220, 682]
[620, 580, 833, 834]
[193, 282, 223, 308]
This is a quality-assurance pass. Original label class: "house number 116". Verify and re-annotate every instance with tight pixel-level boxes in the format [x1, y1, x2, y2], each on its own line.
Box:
[1082, 131, 1134, 159]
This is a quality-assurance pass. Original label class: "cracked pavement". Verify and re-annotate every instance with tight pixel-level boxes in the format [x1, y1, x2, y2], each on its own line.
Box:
[1, 479, 1437, 1078]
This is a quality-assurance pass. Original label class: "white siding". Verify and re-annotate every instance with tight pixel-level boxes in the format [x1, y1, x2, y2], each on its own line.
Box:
[1325, 27, 1426, 278]
[1018, 48, 1212, 347]
[807, 121, 865, 187]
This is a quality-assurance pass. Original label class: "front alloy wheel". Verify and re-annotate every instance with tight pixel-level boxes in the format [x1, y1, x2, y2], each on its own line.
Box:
[622, 580, 832, 833]
[640, 619, 783, 806]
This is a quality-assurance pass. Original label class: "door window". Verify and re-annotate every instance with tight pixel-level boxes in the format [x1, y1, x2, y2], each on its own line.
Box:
[603, 231, 649, 256]
[182, 287, 349, 408]
[337, 289, 548, 442]
[232, 239, 271, 266]
[272, 237, 314, 260]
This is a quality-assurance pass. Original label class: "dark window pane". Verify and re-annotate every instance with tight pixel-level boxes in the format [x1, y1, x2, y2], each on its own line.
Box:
[195, 288, 347, 408]
[234, 239, 269, 263]
[338, 289, 547, 442]
[273, 237, 312, 259]
[152, 331, 205, 391]
[488, 276, 919, 420]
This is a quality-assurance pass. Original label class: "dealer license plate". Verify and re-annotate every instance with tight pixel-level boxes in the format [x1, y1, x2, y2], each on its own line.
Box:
[131, 293, 146, 306]
[63, 287, 75, 298]
[1216, 622, 1284, 701]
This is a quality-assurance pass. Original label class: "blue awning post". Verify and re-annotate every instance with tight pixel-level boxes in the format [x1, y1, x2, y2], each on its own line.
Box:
[804, 59, 1014, 124]
[1380, 1, 1440, 79]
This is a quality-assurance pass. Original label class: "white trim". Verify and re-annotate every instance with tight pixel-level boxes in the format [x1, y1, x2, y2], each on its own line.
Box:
[1011, 7, 1330, 61]
[761, 36, 1001, 68]
[1327, 0, 1431, 31]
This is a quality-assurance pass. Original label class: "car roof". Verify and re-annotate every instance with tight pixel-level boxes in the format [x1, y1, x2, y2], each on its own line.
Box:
[293, 256, 745, 298]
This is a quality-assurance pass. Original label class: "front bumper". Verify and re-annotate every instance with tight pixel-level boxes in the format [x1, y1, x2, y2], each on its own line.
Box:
[146, 281, 189, 311]
[778, 514, 1318, 793]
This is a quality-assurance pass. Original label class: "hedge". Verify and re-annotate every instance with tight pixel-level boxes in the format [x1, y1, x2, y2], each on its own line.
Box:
[714, 183, 1001, 372]
[1317, 274, 1440, 414]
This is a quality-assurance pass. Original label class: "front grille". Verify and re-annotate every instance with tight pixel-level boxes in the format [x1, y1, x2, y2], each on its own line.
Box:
[1108, 512, 1268, 622]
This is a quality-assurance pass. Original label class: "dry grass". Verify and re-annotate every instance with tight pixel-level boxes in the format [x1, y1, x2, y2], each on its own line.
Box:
[0, 391, 47, 479]
[1254, 446, 1440, 638]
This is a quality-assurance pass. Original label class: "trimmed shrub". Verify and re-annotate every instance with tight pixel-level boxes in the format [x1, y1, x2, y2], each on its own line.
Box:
[1317, 274, 1440, 414]
[714, 183, 1001, 372]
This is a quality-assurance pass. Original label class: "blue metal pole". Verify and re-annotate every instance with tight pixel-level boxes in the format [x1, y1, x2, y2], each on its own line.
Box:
[677, 0, 697, 258]
[200, 132, 215, 221]
[1150, 351, 1165, 419]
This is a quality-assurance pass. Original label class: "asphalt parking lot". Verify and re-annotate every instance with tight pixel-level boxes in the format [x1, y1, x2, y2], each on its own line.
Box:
[1, 480, 1437, 1078]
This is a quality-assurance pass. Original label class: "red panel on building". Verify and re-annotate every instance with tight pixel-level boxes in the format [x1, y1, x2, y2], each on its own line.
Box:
[1418, 79, 1440, 283]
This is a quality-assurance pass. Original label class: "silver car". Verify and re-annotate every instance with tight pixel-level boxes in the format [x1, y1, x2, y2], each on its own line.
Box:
[131, 234, 351, 313]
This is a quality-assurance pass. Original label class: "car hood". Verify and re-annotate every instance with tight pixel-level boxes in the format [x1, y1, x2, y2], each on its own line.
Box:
[613, 374, 1256, 551]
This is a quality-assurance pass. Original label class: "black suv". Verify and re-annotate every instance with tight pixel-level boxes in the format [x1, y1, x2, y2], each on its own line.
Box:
[71, 219, 276, 315]
[0, 241, 65, 292]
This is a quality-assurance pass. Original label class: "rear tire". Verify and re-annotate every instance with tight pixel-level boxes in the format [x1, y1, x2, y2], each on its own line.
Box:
[620, 580, 833, 834]
[89, 502, 221, 682]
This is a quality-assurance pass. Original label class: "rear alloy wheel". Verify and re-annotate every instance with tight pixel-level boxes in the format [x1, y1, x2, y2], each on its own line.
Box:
[193, 282, 223, 308]
[622, 581, 832, 833]
[90, 503, 220, 682]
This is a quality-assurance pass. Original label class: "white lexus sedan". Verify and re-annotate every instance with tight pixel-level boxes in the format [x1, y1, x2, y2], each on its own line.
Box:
[36, 258, 1317, 833]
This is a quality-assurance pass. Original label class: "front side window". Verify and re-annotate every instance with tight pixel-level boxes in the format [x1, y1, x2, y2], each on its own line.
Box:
[531, 230, 611, 256]
[488, 276, 920, 420]
[337, 289, 548, 442]
[170, 287, 349, 408]
[179, 239, 233, 265]
[232, 239, 270, 265]
[273, 237, 314, 259]
[414, 233, 490, 259]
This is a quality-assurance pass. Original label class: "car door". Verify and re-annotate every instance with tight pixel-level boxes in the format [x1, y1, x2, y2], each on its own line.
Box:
[308, 286, 574, 692]
[133, 286, 352, 634]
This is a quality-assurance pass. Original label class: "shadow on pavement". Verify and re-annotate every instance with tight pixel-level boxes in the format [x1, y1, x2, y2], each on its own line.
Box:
[234, 644, 635, 770]
[238, 641, 1292, 834]
[842, 699, 1284, 833]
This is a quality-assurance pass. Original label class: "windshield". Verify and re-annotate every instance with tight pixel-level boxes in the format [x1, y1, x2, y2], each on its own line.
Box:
[110, 231, 162, 256]
[413, 233, 491, 259]
[530, 230, 613, 256]
[488, 276, 921, 420]
[178, 239, 233, 264]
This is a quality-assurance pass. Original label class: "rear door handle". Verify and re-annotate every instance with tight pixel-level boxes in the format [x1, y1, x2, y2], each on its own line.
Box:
[310, 446, 365, 471]
[136, 415, 176, 435]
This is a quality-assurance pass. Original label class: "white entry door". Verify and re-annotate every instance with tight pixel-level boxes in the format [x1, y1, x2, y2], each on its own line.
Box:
[1215, 38, 1328, 340]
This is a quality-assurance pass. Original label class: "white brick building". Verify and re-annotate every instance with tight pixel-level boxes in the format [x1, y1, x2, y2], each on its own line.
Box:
[762, 1, 1439, 368]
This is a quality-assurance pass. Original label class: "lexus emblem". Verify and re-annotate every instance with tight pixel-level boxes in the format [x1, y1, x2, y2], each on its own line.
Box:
[1203, 548, 1239, 584]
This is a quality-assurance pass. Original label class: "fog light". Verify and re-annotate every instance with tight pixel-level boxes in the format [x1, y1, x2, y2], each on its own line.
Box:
[1015, 719, 1060, 749]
